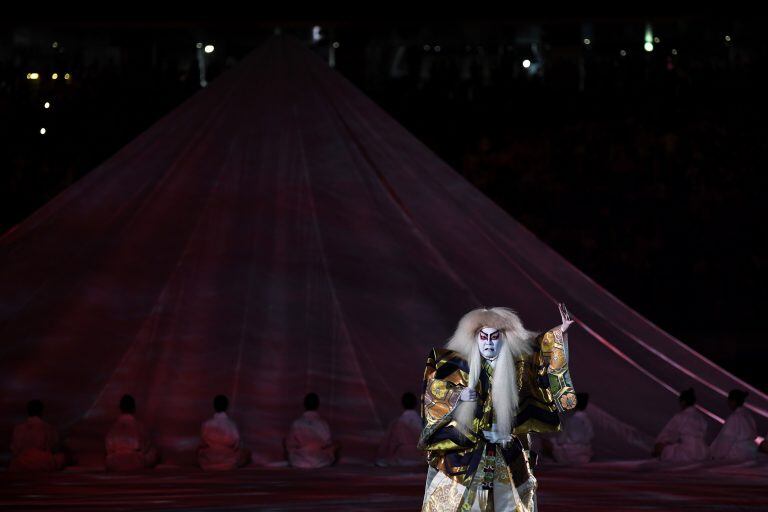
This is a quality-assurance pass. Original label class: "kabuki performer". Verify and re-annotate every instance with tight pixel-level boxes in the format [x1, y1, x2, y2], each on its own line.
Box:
[419, 304, 576, 512]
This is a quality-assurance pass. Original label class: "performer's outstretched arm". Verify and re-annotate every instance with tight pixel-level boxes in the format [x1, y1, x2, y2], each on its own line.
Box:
[540, 302, 577, 412]
[513, 302, 578, 435]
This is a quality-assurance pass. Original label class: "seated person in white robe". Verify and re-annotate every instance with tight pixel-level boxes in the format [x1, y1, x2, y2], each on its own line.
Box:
[375, 392, 424, 467]
[549, 392, 594, 464]
[710, 389, 758, 461]
[653, 388, 709, 462]
[285, 392, 340, 468]
[197, 394, 251, 470]
[105, 394, 159, 471]
[10, 400, 67, 471]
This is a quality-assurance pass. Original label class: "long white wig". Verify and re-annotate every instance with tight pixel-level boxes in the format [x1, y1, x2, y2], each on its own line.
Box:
[445, 307, 538, 439]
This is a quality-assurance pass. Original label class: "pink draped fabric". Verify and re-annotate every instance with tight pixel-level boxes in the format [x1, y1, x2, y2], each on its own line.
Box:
[709, 407, 758, 461]
[198, 412, 250, 470]
[286, 411, 336, 468]
[655, 406, 709, 462]
[1, 34, 766, 466]
[10, 417, 65, 471]
[551, 410, 595, 464]
[376, 409, 424, 466]
[105, 414, 158, 471]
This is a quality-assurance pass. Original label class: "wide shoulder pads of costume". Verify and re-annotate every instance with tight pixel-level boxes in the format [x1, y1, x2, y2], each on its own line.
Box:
[426, 348, 469, 379]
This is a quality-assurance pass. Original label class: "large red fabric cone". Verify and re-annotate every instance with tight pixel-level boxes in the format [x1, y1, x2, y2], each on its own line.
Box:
[1, 34, 765, 467]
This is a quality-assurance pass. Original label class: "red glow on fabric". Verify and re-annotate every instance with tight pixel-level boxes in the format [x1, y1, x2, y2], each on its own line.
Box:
[1, 35, 765, 468]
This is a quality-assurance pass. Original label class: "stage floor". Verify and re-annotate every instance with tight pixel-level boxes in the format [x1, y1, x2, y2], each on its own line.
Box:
[2, 460, 768, 511]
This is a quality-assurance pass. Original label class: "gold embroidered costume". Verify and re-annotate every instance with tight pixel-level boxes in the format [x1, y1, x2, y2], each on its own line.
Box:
[419, 326, 575, 512]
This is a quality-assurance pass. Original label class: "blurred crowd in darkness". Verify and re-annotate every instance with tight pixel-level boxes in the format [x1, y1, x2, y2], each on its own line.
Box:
[1, 18, 766, 390]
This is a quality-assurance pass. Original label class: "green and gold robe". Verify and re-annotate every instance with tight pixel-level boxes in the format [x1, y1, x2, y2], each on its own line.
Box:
[418, 327, 575, 512]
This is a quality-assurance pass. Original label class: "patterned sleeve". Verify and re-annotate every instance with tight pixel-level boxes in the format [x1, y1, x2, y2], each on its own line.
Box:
[539, 327, 577, 413]
[418, 349, 474, 452]
[513, 328, 577, 435]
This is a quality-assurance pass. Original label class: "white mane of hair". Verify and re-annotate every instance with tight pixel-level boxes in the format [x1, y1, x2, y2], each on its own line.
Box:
[445, 307, 538, 439]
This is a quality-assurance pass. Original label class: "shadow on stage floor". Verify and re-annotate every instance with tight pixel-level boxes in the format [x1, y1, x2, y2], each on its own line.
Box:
[2, 460, 768, 511]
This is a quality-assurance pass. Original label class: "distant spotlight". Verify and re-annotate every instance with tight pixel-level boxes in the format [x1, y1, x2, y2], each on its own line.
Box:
[51, 73, 59, 80]
[583, 38, 591, 45]
[332, 41, 340, 49]
[644, 42, 654, 52]
[196, 42, 203, 49]
[64, 73, 71, 80]
[620, 49, 627, 57]
[724, 35, 732, 42]
[434, 45, 441, 52]
[653, 36, 661, 43]
[644, 23, 654, 49]
[204, 45, 214, 54]
[423, 44, 431, 51]
[44, 101, 50, 109]
[312, 25, 322, 42]
[522, 59, 531, 69]
[52, 41, 58, 48]
[40, 128, 46, 135]
[671, 48, 678, 55]
[26, 72, 40, 80]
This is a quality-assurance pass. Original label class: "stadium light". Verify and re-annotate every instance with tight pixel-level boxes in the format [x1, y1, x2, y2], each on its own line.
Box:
[644, 24, 654, 52]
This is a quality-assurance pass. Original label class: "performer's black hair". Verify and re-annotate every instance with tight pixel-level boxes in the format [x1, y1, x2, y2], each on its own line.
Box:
[304, 392, 320, 411]
[27, 399, 44, 417]
[119, 394, 136, 414]
[679, 388, 696, 406]
[728, 389, 748, 406]
[213, 394, 229, 412]
[401, 392, 417, 410]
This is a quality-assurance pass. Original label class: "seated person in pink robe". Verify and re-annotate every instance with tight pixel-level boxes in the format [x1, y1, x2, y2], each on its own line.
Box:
[105, 394, 159, 471]
[197, 394, 251, 470]
[710, 389, 758, 461]
[285, 393, 340, 468]
[653, 388, 709, 462]
[375, 392, 424, 467]
[10, 400, 67, 471]
[549, 392, 594, 464]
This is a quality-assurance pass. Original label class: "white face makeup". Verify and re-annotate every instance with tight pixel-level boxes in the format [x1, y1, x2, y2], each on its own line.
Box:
[476, 327, 502, 360]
